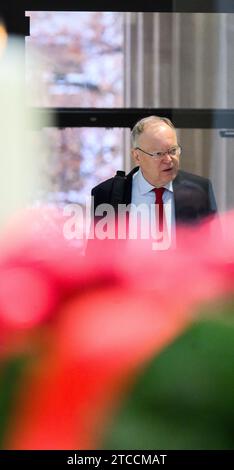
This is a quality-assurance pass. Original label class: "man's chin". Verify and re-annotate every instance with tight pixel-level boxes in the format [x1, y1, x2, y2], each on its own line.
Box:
[162, 168, 177, 182]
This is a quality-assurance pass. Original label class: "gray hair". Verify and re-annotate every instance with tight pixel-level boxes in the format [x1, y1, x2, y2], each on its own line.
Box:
[131, 115, 175, 148]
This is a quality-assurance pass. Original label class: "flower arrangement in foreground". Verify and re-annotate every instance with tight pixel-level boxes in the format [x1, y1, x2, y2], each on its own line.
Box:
[0, 209, 234, 449]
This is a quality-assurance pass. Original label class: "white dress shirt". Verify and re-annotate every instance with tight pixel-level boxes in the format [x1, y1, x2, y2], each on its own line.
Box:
[130, 168, 176, 247]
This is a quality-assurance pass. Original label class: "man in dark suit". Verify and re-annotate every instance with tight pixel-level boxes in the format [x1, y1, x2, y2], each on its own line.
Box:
[91, 116, 217, 247]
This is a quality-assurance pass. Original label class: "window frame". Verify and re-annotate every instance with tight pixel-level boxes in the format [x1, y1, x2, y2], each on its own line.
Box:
[2, 0, 234, 130]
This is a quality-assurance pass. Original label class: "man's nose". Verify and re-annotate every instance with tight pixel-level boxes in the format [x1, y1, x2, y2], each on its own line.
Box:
[162, 151, 172, 162]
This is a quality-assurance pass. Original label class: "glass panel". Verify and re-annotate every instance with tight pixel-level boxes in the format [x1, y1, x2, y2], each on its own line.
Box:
[25, 12, 123, 107]
[33, 127, 125, 206]
[134, 12, 234, 109]
[26, 11, 234, 109]
[176, 128, 234, 212]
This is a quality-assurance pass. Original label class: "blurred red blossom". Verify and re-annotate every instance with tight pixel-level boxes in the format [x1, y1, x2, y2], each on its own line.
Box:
[0, 208, 234, 449]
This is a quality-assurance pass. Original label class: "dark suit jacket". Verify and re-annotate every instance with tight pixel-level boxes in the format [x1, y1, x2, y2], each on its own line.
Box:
[91, 167, 217, 225]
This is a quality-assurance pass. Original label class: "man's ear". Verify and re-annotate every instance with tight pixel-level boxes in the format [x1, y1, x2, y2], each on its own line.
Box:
[131, 148, 139, 164]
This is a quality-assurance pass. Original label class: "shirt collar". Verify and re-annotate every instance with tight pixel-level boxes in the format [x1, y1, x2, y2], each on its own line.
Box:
[135, 168, 173, 195]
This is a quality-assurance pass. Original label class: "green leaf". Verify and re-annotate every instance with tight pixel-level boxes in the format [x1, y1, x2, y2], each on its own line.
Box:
[103, 317, 234, 449]
[0, 356, 28, 448]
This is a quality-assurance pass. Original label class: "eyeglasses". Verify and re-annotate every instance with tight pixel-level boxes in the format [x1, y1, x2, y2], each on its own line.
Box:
[135, 144, 182, 159]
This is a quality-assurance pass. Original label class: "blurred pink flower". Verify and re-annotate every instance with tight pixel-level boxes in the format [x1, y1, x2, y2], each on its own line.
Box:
[0, 208, 233, 449]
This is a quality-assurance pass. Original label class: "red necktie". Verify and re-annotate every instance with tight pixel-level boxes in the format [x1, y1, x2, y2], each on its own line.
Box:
[153, 187, 165, 233]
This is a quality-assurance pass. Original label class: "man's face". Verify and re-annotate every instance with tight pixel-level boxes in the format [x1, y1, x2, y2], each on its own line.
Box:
[132, 122, 180, 187]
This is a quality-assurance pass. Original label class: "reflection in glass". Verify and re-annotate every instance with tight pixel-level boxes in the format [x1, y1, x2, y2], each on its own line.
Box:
[26, 11, 123, 107]
[26, 12, 234, 109]
[33, 127, 125, 206]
